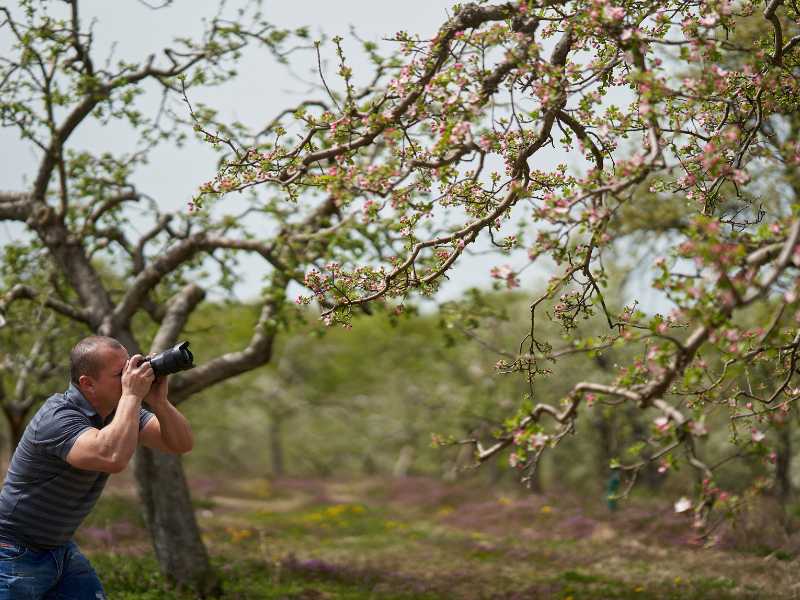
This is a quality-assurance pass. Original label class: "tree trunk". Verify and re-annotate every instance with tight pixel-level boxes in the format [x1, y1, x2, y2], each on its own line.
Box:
[2, 406, 28, 454]
[392, 445, 414, 478]
[593, 411, 614, 482]
[269, 416, 285, 477]
[134, 447, 220, 597]
[776, 421, 792, 506]
[628, 407, 662, 490]
[525, 460, 543, 494]
[8, 413, 26, 452]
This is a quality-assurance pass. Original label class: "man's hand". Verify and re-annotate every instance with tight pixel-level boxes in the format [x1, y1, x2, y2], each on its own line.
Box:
[121, 354, 154, 400]
[144, 374, 169, 408]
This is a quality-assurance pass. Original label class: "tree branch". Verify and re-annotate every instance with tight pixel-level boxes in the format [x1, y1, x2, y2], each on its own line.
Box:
[0, 284, 92, 326]
[150, 284, 206, 353]
[168, 296, 281, 403]
[0, 191, 32, 221]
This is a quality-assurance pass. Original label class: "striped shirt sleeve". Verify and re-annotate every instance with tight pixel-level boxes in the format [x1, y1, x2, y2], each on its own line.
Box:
[139, 407, 155, 430]
[33, 404, 93, 461]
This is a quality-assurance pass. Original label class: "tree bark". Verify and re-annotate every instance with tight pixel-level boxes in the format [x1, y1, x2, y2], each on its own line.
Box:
[134, 447, 220, 597]
[775, 421, 792, 508]
[628, 407, 662, 490]
[8, 413, 25, 452]
[592, 410, 614, 482]
[2, 405, 29, 454]
[392, 445, 415, 478]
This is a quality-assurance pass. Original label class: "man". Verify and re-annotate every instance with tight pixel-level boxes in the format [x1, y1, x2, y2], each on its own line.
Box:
[0, 335, 194, 599]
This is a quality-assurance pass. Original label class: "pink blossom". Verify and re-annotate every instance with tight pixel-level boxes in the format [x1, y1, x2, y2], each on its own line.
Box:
[654, 416, 670, 432]
[529, 432, 549, 449]
[490, 265, 519, 289]
[731, 170, 750, 185]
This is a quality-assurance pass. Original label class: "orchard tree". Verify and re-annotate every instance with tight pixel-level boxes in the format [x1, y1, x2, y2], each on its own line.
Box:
[0, 309, 62, 449]
[1, 3, 800, 596]
[194, 0, 800, 530]
[0, 241, 90, 451]
[0, 0, 321, 594]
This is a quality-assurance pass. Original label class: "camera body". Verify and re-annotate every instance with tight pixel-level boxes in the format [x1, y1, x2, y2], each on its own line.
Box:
[145, 341, 194, 377]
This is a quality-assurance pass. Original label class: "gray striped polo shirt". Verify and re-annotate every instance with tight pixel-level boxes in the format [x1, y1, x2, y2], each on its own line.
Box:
[0, 384, 153, 549]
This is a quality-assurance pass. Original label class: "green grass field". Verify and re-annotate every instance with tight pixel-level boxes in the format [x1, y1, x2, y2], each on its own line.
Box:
[78, 476, 798, 599]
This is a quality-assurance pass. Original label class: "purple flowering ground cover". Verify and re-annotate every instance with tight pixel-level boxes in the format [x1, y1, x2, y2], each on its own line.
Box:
[77, 475, 800, 599]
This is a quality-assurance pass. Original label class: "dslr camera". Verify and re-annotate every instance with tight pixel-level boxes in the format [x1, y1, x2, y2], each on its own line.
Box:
[145, 341, 195, 377]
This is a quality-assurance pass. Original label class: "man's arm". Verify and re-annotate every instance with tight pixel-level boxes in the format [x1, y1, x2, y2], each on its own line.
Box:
[66, 355, 153, 473]
[139, 376, 194, 454]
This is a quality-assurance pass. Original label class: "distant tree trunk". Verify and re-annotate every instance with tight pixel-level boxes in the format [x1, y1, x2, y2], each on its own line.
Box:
[592, 355, 620, 490]
[593, 411, 614, 483]
[1, 382, 37, 456]
[393, 445, 415, 478]
[775, 421, 792, 517]
[487, 452, 503, 485]
[269, 416, 285, 477]
[134, 448, 220, 597]
[361, 453, 378, 475]
[444, 440, 476, 482]
[525, 461, 543, 494]
[3, 409, 27, 452]
[629, 407, 662, 490]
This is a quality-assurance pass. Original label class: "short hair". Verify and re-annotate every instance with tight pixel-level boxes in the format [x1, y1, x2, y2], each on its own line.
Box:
[70, 336, 126, 386]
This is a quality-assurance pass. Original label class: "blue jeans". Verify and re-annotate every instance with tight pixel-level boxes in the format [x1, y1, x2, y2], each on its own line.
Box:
[0, 539, 105, 599]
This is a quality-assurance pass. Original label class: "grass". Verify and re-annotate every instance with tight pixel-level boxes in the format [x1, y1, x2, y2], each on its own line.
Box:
[92, 554, 441, 600]
[90, 554, 765, 600]
[77, 476, 799, 599]
[89, 554, 763, 600]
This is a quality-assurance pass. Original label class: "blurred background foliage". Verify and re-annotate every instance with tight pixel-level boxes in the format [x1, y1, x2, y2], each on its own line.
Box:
[3, 269, 788, 513]
[0, 237, 797, 532]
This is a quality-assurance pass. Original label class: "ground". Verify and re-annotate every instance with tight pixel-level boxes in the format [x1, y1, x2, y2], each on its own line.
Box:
[77, 475, 800, 599]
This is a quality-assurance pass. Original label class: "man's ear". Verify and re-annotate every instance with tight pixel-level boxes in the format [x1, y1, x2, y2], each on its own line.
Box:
[77, 374, 94, 396]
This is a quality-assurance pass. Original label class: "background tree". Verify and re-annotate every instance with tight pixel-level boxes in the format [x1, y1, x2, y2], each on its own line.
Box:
[192, 0, 800, 529]
[3, 1, 800, 594]
[0, 0, 318, 594]
[0, 243, 88, 451]
[0, 310, 61, 449]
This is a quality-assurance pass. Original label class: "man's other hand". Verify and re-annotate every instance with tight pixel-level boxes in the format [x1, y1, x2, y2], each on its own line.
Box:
[121, 354, 154, 399]
[144, 375, 169, 407]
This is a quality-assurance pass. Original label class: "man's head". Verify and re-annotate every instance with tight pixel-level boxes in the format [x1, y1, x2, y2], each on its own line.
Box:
[70, 336, 129, 409]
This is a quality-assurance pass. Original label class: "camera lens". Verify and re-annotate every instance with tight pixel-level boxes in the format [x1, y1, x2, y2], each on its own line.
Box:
[147, 341, 194, 377]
